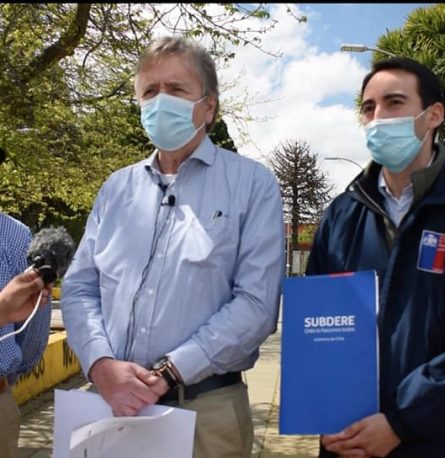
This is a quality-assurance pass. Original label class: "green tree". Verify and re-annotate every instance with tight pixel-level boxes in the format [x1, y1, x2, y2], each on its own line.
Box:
[0, 3, 302, 239]
[210, 118, 238, 153]
[269, 139, 332, 253]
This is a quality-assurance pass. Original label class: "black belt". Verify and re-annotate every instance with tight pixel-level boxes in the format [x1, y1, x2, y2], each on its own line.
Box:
[160, 371, 242, 402]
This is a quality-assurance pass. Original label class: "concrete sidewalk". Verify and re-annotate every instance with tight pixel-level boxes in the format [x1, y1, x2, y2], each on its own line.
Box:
[247, 324, 319, 458]
[18, 322, 319, 457]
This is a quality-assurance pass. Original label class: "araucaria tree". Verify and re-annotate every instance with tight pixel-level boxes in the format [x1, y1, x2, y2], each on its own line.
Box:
[269, 139, 332, 252]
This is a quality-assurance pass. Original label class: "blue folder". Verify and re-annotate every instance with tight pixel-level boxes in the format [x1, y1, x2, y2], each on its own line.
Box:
[279, 270, 379, 434]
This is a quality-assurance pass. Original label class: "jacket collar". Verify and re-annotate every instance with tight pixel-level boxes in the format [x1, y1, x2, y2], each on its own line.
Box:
[352, 143, 445, 207]
[411, 143, 445, 204]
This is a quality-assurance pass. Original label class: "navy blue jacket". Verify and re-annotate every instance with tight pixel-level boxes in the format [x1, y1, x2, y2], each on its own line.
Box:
[307, 145, 445, 457]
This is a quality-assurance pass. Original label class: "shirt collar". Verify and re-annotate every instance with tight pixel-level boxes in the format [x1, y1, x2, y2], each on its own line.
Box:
[145, 135, 216, 173]
[188, 135, 216, 166]
[378, 154, 435, 200]
[377, 171, 412, 200]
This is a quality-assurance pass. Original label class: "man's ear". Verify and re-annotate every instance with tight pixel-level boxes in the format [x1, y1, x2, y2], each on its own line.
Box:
[204, 95, 217, 125]
[428, 102, 444, 129]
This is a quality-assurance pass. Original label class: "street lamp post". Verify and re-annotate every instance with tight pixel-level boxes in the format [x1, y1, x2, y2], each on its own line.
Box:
[285, 222, 292, 277]
[340, 43, 397, 58]
[325, 157, 364, 171]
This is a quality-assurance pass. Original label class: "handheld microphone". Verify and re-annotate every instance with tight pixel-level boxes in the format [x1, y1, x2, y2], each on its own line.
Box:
[0, 226, 76, 342]
[26, 226, 76, 284]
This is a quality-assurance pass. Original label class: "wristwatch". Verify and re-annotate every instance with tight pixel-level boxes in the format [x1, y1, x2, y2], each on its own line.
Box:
[152, 356, 182, 389]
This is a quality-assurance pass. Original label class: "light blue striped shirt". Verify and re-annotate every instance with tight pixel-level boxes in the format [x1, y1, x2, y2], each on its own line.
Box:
[0, 213, 51, 384]
[378, 154, 435, 227]
[378, 171, 413, 227]
[61, 136, 285, 385]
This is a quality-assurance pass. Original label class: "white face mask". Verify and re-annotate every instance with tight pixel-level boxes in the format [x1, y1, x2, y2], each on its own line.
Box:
[364, 109, 428, 173]
[141, 93, 206, 151]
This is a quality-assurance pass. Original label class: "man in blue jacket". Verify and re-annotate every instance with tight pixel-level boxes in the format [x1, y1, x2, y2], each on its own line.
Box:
[307, 57, 445, 457]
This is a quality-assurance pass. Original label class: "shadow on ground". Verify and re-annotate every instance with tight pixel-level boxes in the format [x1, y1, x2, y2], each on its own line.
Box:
[258, 328, 282, 363]
[19, 372, 88, 458]
[259, 400, 320, 458]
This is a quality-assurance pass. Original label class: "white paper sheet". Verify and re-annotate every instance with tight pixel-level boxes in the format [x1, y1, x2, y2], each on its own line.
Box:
[52, 389, 196, 458]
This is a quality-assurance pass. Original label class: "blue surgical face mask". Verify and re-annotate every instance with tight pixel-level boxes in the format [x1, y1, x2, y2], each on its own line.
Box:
[364, 110, 428, 173]
[141, 93, 206, 151]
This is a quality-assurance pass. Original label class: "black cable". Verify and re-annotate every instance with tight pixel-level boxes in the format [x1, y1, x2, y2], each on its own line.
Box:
[123, 188, 175, 360]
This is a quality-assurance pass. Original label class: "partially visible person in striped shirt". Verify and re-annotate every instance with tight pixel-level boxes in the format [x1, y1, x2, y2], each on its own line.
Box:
[0, 212, 51, 458]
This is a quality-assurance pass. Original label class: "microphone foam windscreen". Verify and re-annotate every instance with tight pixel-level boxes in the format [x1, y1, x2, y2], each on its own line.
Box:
[27, 226, 76, 283]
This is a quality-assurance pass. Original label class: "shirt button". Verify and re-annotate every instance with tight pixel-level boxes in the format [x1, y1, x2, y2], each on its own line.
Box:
[140, 327, 147, 334]
[148, 289, 154, 295]
[157, 253, 162, 258]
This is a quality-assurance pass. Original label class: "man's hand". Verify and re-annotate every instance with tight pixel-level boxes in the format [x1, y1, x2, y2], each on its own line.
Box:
[88, 358, 161, 416]
[0, 270, 49, 325]
[322, 413, 401, 457]
[144, 372, 170, 398]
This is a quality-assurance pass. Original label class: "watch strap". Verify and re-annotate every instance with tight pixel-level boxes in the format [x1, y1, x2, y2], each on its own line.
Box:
[153, 357, 182, 389]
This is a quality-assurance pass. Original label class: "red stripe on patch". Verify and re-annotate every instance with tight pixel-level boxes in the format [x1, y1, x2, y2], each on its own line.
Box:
[432, 234, 445, 272]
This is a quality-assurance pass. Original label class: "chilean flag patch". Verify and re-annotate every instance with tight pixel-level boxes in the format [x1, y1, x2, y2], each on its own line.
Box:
[417, 230, 445, 274]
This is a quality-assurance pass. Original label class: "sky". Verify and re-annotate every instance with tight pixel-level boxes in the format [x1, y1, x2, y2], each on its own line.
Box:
[213, 3, 435, 196]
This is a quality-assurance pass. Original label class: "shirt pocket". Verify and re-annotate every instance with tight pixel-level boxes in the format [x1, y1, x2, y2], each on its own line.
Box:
[182, 213, 237, 265]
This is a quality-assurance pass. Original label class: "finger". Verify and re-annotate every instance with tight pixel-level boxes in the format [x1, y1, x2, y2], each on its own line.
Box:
[112, 390, 147, 413]
[17, 275, 44, 296]
[134, 365, 153, 382]
[141, 372, 160, 385]
[112, 404, 139, 417]
[324, 421, 363, 448]
[322, 432, 348, 446]
[130, 378, 159, 405]
[327, 436, 363, 454]
[133, 367, 162, 388]
[148, 377, 170, 397]
[39, 289, 51, 306]
[343, 420, 364, 437]
[22, 269, 40, 281]
[29, 277, 45, 294]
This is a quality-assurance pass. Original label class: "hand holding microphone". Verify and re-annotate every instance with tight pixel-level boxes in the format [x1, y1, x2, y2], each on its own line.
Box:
[0, 226, 75, 340]
[0, 270, 50, 326]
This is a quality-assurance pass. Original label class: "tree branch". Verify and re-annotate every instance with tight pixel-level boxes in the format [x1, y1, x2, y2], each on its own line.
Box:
[72, 80, 130, 105]
[22, 3, 91, 84]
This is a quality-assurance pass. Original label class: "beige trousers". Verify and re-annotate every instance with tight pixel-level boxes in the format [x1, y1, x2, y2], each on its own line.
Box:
[163, 382, 254, 458]
[0, 388, 20, 458]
